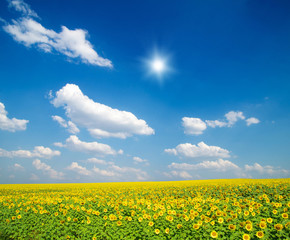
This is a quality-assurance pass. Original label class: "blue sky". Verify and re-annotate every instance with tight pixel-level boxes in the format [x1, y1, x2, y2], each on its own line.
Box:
[0, 0, 289, 183]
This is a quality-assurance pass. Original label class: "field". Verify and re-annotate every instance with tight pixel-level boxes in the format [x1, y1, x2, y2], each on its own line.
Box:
[0, 179, 289, 239]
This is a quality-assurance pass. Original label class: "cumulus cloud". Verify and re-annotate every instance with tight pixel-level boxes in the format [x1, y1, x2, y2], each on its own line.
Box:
[184, 111, 260, 135]
[169, 159, 240, 172]
[182, 117, 207, 135]
[165, 161, 289, 179]
[51, 84, 154, 139]
[3, 0, 112, 67]
[206, 111, 246, 128]
[246, 117, 260, 126]
[92, 167, 117, 177]
[205, 120, 227, 128]
[0, 146, 60, 159]
[245, 163, 289, 176]
[88, 129, 130, 139]
[52, 115, 79, 134]
[54, 135, 122, 156]
[225, 111, 245, 126]
[0, 102, 29, 132]
[165, 142, 230, 159]
[164, 170, 192, 179]
[65, 161, 149, 180]
[87, 157, 110, 165]
[133, 156, 149, 165]
[67, 162, 91, 176]
[164, 148, 178, 155]
[110, 164, 149, 180]
[33, 159, 64, 179]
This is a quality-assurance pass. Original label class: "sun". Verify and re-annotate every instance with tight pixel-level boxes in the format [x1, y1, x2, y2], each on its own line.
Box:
[151, 58, 166, 73]
[142, 48, 172, 82]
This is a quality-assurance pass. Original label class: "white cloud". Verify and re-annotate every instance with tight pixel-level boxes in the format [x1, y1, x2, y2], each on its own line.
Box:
[13, 163, 24, 170]
[52, 115, 80, 134]
[225, 111, 245, 126]
[165, 142, 230, 159]
[3, 1, 112, 67]
[67, 162, 91, 176]
[0, 102, 29, 132]
[205, 111, 246, 128]
[33, 159, 64, 179]
[92, 167, 118, 177]
[110, 164, 149, 180]
[246, 117, 260, 126]
[8, 0, 38, 18]
[164, 170, 192, 179]
[164, 148, 177, 155]
[166, 161, 289, 179]
[52, 115, 66, 128]
[245, 163, 289, 176]
[87, 157, 109, 165]
[54, 135, 121, 156]
[182, 117, 207, 135]
[0, 146, 60, 159]
[65, 160, 148, 180]
[185, 111, 260, 135]
[205, 120, 227, 128]
[51, 84, 154, 139]
[88, 129, 129, 139]
[133, 156, 149, 165]
[169, 159, 240, 172]
[90, 164, 149, 180]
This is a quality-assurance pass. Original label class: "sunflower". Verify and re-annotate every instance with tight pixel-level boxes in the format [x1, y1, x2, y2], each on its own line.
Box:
[245, 224, 252, 231]
[210, 231, 218, 238]
[274, 224, 283, 231]
[193, 224, 199, 230]
[282, 213, 288, 219]
[148, 221, 154, 227]
[259, 221, 267, 229]
[243, 233, 250, 240]
[256, 231, 264, 239]
[116, 220, 122, 226]
[228, 224, 236, 230]
[165, 228, 170, 234]
[155, 229, 160, 235]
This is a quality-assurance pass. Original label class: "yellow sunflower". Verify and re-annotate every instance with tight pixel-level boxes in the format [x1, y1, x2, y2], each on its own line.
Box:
[210, 231, 218, 238]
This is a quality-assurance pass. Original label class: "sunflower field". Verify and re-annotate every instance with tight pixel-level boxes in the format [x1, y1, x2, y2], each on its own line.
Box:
[0, 179, 289, 239]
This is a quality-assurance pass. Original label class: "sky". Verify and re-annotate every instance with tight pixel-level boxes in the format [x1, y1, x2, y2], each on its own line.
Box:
[0, 0, 289, 184]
